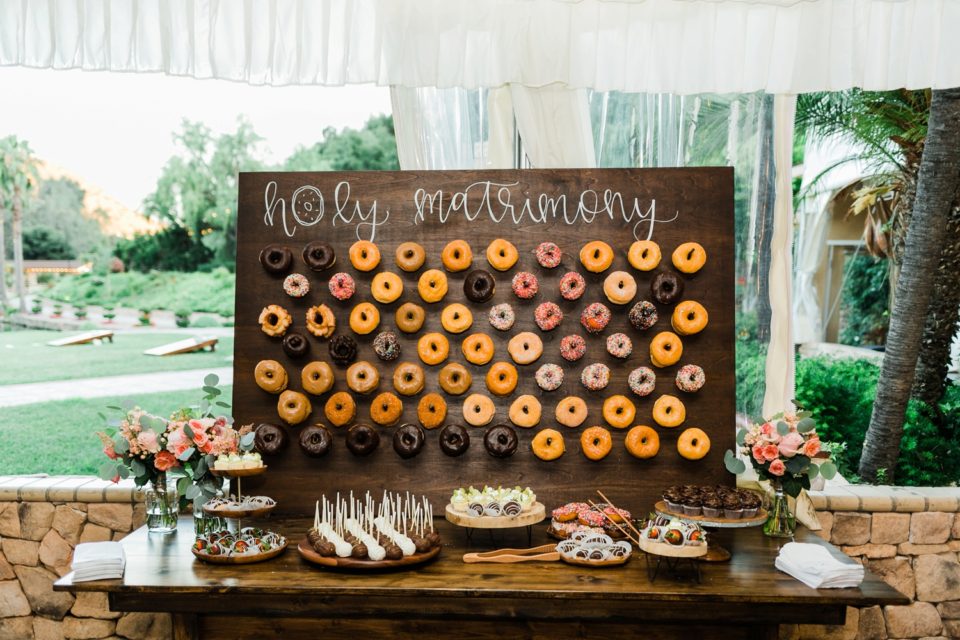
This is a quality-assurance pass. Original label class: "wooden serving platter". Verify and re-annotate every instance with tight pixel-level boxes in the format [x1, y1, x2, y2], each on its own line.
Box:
[191, 540, 288, 565]
[654, 501, 767, 528]
[297, 539, 441, 570]
[563, 554, 631, 568]
[639, 538, 707, 558]
[201, 503, 276, 519]
[445, 502, 546, 529]
[210, 466, 268, 478]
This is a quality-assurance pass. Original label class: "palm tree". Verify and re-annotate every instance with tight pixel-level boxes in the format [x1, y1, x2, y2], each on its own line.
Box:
[858, 87, 960, 482]
[0, 136, 37, 314]
[797, 90, 960, 406]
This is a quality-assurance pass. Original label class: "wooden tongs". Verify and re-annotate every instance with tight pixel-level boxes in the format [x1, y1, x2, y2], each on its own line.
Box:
[462, 544, 559, 564]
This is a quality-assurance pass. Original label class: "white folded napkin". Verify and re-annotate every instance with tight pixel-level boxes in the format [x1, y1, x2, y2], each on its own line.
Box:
[775, 542, 864, 589]
[71, 541, 126, 582]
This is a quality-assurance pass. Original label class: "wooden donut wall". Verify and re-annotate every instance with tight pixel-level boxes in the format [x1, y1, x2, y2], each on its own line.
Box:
[234, 169, 735, 515]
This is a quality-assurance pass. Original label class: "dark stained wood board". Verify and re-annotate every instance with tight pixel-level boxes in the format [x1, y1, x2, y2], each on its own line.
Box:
[234, 169, 735, 517]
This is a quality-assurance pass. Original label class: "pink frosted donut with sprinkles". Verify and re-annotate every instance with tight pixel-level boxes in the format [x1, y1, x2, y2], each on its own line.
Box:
[535, 363, 564, 391]
[511, 272, 539, 299]
[676, 364, 706, 393]
[605, 333, 633, 359]
[577, 508, 606, 528]
[580, 302, 611, 334]
[488, 303, 516, 331]
[534, 302, 563, 331]
[628, 366, 657, 397]
[535, 242, 563, 269]
[328, 272, 356, 301]
[560, 334, 587, 362]
[580, 363, 611, 391]
[559, 271, 586, 301]
[283, 273, 310, 298]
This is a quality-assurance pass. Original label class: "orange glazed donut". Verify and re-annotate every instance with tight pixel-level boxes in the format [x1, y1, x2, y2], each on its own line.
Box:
[259, 304, 292, 337]
[417, 332, 450, 366]
[305, 304, 336, 339]
[440, 303, 473, 334]
[349, 302, 380, 335]
[602, 395, 637, 429]
[580, 426, 613, 461]
[254, 360, 288, 394]
[418, 269, 449, 303]
[349, 240, 381, 272]
[507, 331, 543, 365]
[628, 240, 661, 271]
[301, 361, 335, 395]
[509, 395, 542, 428]
[579, 241, 614, 273]
[438, 363, 472, 395]
[486, 239, 519, 271]
[461, 333, 495, 365]
[417, 392, 447, 429]
[462, 393, 496, 426]
[395, 242, 426, 272]
[395, 302, 426, 334]
[555, 396, 588, 428]
[672, 242, 707, 274]
[370, 391, 403, 426]
[486, 361, 519, 396]
[346, 360, 380, 395]
[392, 362, 425, 396]
[278, 390, 312, 426]
[371, 272, 403, 304]
[650, 331, 683, 368]
[324, 391, 356, 427]
[625, 425, 660, 459]
[652, 394, 686, 428]
[441, 240, 473, 272]
[671, 301, 709, 336]
[677, 427, 710, 460]
[532, 428, 565, 461]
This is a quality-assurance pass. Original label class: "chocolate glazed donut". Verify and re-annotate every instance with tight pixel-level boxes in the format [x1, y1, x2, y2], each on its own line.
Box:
[302, 241, 336, 271]
[651, 271, 685, 305]
[393, 423, 425, 459]
[484, 424, 519, 458]
[439, 424, 470, 457]
[254, 423, 288, 455]
[346, 424, 380, 457]
[259, 244, 293, 275]
[299, 424, 333, 458]
[463, 269, 496, 303]
[282, 332, 310, 358]
[328, 335, 358, 366]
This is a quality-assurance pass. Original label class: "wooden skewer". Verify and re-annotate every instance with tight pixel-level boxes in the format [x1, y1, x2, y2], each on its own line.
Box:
[589, 500, 640, 546]
[597, 490, 643, 541]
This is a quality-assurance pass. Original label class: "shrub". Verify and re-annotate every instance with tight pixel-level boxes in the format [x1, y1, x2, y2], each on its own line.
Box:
[74, 305, 88, 320]
[190, 315, 221, 329]
[30, 299, 42, 314]
[174, 308, 191, 328]
[839, 255, 889, 347]
[114, 226, 213, 273]
[138, 308, 152, 326]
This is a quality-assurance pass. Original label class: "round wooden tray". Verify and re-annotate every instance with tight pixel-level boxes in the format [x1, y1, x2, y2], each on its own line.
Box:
[191, 539, 287, 564]
[201, 502, 276, 519]
[445, 502, 545, 529]
[298, 539, 442, 570]
[210, 466, 267, 478]
[639, 537, 708, 558]
[654, 501, 767, 528]
[561, 554, 631, 568]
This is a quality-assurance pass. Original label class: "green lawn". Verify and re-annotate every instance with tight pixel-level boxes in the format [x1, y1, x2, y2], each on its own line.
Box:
[0, 387, 234, 475]
[0, 330, 234, 385]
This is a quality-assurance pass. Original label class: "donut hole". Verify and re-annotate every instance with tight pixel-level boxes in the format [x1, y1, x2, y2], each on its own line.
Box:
[663, 282, 674, 293]
[473, 344, 481, 352]
[665, 407, 673, 414]
[406, 312, 415, 321]
[358, 372, 367, 380]
[522, 406, 530, 414]
[568, 406, 576, 414]
[267, 314, 278, 324]
[429, 279, 437, 288]
[453, 312, 461, 320]
[687, 312, 696, 321]
[430, 343, 438, 352]
[592, 249, 601, 259]
[311, 373, 320, 381]
[592, 437, 601, 446]
[686, 249, 696, 260]
[265, 371, 274, 379]
[453, 249, 461, 259]
[384, 282, 392, 290]
[664, 344, 673, 352]
[380, 403, 389, 411]
[473, 406, 481, 414]
[618, 281, 625, 289]
[451, 373, 461, 382]
[404, 373, 413, 382]
[360, 249, 369, 259]
[360, 312, 369, 321]
[404, 250, 414, 259]
[615, 407, 624, 415]
[498, 374, 506, 381]
[642, 249, 650, 259]
[498, 249, 506, 257]
[287, 402, 296, 409]
[497, 434, 508, 444]
[691, 437, 700, 446]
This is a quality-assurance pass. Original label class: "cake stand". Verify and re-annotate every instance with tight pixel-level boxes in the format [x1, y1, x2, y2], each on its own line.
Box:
[445, 502, 546, 546]
[653, 501, 767, 562]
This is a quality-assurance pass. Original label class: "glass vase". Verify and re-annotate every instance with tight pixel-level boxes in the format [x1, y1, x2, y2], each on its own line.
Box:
[144, 473, 178, 534]
[192, 475, 228, 536]
[763, 480, 796, 538]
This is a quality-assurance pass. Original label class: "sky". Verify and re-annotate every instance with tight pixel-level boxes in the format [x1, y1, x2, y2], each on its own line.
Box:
[0, 66, 393, 210]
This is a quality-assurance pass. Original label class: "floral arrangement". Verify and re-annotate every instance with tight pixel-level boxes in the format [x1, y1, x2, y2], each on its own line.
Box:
[724, 408, 838, 498]
[96, 374, 254, 509]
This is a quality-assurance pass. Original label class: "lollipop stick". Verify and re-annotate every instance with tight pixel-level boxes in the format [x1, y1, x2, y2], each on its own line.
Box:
[596, 490, 643, 540]
[588, 500, 640, 546]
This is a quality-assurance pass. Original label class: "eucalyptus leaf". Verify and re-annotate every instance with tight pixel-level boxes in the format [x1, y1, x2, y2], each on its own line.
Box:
[797, 417, 816, 433]
[177, 476, 191, 496]
[240, 432, 256, 448]
[117, 466, 130, 479]
[130, 459, 145, 476]
[204, 373, 220, 387]
[194, 458, 208, 478]
[177, 446, 196, 462]
[97, 411, 107, 423]
[113, 436, 129, 454]
[215, 401, 231, 408]
[199, 399, 210, 415]
[785, 456, 808, 475]
[98, 462, 118, 481]
[797, 410, 812, 419]
[807, 464, 820, 479]
[776, 421, 790, 436]
[735, 429, 747, 446]
[820, 461, 838, 480]
[723, 450, 746, 474]
[105, 405, 123, 412]
[183, 424, 195, 439]
[184, 484, 201, 500]
[120, 399, 136, 411]
[202, 386, 221, 397]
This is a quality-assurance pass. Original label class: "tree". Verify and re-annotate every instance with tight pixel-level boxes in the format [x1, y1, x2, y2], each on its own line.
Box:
[0, 136, 37, 314]
[284, 115, 399, 171]
[23, 227, 75, 260]
[143, 119, 264, 269]
[24, 178, 105, 257]
[858, 88, 960, 483]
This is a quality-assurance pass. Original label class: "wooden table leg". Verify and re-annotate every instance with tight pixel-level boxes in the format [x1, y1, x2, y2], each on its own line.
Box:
[172, 613, 198, 640]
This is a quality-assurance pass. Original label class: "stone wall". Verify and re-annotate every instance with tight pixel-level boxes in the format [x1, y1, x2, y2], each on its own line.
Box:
[783, 485, 960, 640]
[0, 476, 170, 640]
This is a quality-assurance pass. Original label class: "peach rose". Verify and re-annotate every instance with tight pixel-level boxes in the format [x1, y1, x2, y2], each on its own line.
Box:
[760, 422, 775, 437]
[802, 437, 821, 458]
[154, 450, 178, 471]
[137, 430, 160, 454]
[768, 459, 786, 476]
[761, 444, 779, 462]
[191, 429, 210, 450]
[752, 444, 766, 464]
[778, 431, 805, 458]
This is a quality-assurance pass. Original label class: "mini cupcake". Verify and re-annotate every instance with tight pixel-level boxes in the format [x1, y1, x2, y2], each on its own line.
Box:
[722, 494, 743, 520]
[662, 488, 683, 512]
[741, 491, 762, 518]
[701, 495, 722, 519]
[682, 494, 702, 517]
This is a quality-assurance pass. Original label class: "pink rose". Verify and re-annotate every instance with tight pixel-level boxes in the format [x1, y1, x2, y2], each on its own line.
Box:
[172, 441, 191, 458]
[802, 437, 821, 458]
[768, 459, 786, 476]
[752, 444, 766, 463]
[760, 422, 775, 437]
[137, 430, 160, 454]
[166, 427, 187, 453]
[154, 450, 178, 471]
[192, 429, 210, 449]
[761, 444, 779, 462]
[778, 432, 805, 458]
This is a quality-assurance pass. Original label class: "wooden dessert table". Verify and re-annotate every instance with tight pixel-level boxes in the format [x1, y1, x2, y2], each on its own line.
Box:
[55, 516, 907, 640]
